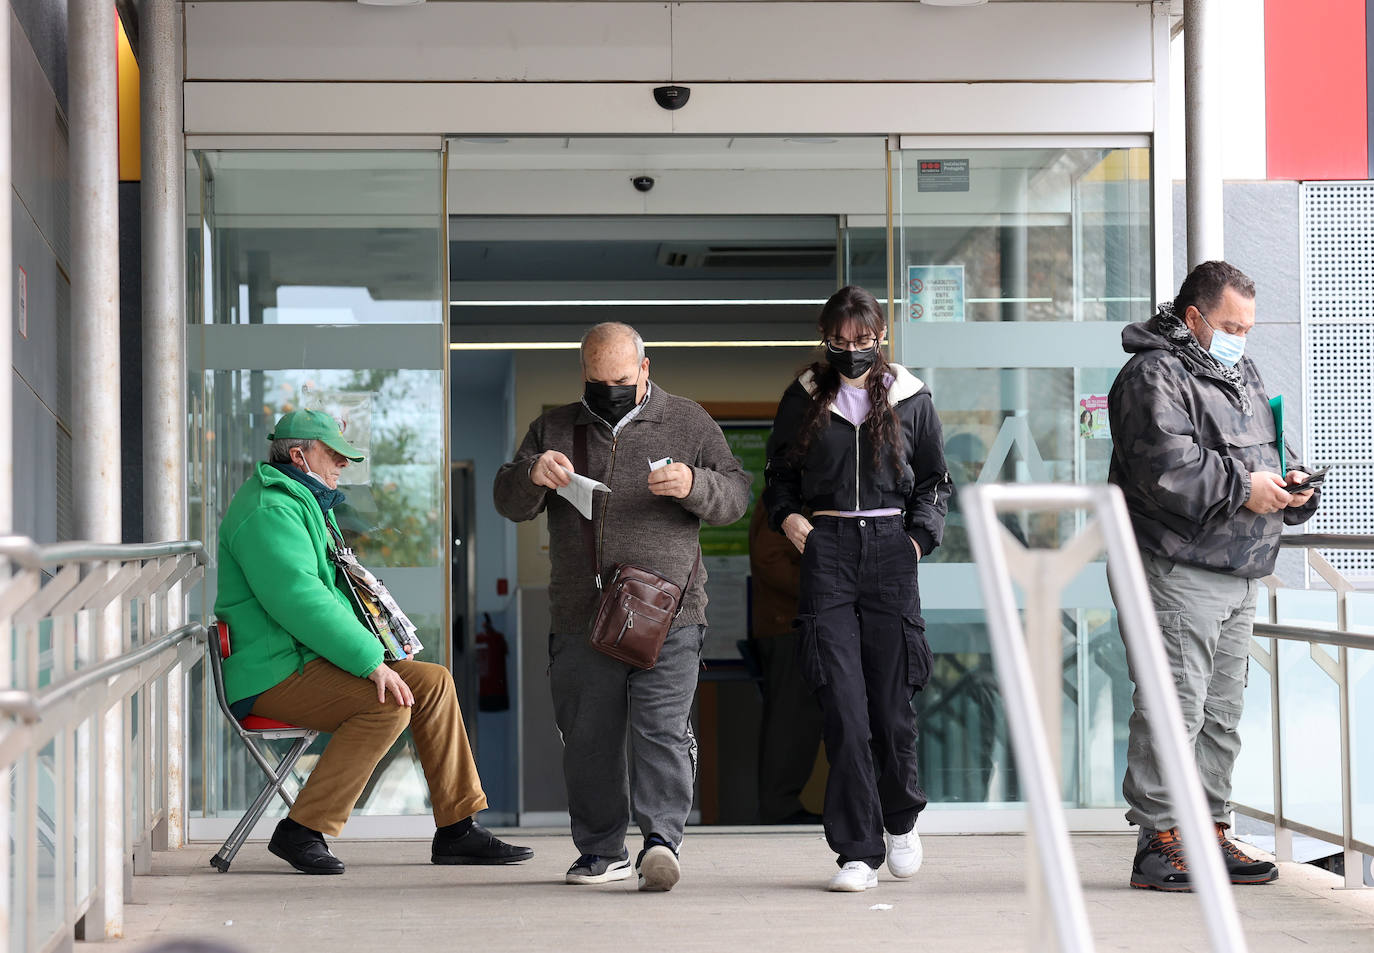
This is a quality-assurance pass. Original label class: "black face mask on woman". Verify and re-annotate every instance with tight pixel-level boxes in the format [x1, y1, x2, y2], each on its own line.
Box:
[584, 380, 641, 424]
[826, 345, 879, 380]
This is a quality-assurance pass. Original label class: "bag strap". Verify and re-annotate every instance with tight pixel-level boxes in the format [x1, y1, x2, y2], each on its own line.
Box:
[673, 549, 702, 619]
[573, 423, 602, 590]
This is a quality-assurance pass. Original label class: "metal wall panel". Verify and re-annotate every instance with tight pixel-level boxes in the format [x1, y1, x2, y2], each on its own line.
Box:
[1302, 182, 1374, 574]
[10, 7, 68, 269]
[9, 10, 69, 544]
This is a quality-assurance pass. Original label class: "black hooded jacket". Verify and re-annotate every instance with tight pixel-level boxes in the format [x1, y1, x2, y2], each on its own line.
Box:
[763, 364, 952, 556]
[1107, 315, 1319, 577]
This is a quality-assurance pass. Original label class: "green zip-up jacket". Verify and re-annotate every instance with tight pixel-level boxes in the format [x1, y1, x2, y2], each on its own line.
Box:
[214, 462, 382, 706]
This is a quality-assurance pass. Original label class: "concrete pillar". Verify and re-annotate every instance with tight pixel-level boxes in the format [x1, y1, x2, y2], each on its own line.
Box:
[140, 0, 188, 850]
[69, 0, 124, 936]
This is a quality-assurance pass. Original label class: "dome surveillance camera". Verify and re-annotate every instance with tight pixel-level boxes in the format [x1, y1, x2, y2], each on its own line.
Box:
[632, 176, 655, 192]
[653, 85, 690, 110]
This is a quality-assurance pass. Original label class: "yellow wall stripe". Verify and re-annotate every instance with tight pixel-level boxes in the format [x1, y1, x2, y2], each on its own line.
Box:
[117, 14, 140, 182]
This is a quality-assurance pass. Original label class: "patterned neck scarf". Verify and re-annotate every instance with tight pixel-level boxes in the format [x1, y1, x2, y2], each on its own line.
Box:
[271, 462, 348, 514]
[1149, 302, 1252, 416]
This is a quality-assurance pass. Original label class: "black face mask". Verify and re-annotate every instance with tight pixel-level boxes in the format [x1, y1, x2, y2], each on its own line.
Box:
[584, 380, 641, 425]
[826, 345, 878, 380]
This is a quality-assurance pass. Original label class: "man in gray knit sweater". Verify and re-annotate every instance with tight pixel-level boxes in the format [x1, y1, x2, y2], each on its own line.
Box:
[494, 323, 751, 892]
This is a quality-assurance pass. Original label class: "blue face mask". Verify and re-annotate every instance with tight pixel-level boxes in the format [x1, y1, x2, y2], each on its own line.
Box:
[1199, 311, 1246, 367]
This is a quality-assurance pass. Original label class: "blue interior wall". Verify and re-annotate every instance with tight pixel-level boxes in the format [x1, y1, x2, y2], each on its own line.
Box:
[450, 349, 518, 813]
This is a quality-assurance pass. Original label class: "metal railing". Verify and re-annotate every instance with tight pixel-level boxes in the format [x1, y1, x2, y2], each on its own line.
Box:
[962, 484, 1245, 953]
[0, 536, 205, 952]
[1234, 533, 1374, 890]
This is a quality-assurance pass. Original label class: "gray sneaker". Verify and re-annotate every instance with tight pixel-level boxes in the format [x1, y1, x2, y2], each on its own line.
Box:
[565, 849, 632, 885]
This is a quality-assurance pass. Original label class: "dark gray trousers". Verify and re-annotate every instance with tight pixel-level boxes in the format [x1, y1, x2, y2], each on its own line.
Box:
[549, 623, 704, 856]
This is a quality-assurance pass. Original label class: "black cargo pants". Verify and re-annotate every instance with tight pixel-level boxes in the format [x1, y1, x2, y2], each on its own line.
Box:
[796, 514, 932, 866]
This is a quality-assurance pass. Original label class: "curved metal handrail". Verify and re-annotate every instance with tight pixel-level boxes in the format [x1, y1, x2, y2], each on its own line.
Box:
[0, 622, 205, 724]
[1252, 621, 1374, 652]
[0, 536, 206, 569]
[1278, 533, 1374, 550]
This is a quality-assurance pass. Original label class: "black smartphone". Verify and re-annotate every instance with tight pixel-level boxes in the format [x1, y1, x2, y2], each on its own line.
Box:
[1283, 466, 1330, 492]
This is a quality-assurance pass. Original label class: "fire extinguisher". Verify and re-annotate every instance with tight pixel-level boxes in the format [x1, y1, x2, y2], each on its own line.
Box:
[475, 612, 510, 712]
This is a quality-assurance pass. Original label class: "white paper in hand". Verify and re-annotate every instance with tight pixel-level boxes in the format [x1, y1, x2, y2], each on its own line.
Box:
[556, 467, 610, 520]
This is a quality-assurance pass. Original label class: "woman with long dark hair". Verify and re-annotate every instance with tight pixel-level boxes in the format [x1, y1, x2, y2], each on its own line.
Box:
[763, 285, 951, 892]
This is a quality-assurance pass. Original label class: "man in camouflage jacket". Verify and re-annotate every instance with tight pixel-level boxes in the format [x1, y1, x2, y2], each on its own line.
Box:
[1108, 260, 1319, 892]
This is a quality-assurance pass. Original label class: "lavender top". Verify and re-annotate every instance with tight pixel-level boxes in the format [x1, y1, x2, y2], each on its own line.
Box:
[828, 379, 902, 519]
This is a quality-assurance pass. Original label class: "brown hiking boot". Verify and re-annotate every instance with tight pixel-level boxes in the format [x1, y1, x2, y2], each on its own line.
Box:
[1130, 827, 1191, 891]
[1216, 823, 1278, 885]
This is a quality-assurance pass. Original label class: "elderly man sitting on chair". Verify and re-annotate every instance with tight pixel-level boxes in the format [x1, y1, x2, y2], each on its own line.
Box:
[214, 409, 531, 874]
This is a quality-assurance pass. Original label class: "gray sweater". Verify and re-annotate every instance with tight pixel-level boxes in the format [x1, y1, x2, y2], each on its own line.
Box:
[494, 383, 752, 635]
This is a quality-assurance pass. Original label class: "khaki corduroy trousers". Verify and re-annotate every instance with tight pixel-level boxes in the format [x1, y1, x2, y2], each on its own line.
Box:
[251, 658, 488, 836]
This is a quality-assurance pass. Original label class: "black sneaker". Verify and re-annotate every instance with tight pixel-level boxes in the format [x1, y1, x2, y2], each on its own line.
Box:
[268, 818, 345, 875]
[1217, 823, 1278, 885]
[432, 822, 533, 865]
[1130, 827, 1191, 892]
[636, 834, 681, 892]
[565, 849, 633, 884]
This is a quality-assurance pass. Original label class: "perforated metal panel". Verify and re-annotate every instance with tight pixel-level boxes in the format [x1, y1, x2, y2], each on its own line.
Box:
[1304, 183, 1374, 574]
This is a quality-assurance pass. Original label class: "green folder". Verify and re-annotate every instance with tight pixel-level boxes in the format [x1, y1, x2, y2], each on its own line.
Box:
[1270, 395, 1285, 474]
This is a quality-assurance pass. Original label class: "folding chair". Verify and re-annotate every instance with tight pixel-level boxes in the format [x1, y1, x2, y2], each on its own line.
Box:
[207, 619, 320, 872]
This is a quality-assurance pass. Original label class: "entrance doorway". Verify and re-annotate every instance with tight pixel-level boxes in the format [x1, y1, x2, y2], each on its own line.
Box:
[185, 134, 1151, 838]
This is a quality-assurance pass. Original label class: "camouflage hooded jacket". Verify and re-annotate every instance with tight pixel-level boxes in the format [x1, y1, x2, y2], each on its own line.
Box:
[1107, 309, 1319, 578]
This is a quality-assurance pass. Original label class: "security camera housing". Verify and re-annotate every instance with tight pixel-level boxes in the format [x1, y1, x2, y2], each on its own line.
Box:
[632, 176, 655, 192]
[653, 86, 690, 110]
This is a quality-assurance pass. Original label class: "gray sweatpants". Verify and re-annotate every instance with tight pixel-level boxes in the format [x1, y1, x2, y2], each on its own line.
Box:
[1121, 550, 1257, 831]
[549, 623, 704, 856]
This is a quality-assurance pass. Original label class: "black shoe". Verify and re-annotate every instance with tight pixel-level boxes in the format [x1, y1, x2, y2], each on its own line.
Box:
[432, 822, 534, 865]
[1130, 827, 1191, 892]
[1217, 823, 1278, 885]
[268, 818, 345, 875]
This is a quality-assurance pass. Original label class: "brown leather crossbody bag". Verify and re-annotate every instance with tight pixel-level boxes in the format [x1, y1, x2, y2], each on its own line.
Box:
[575, 424, 698, 670]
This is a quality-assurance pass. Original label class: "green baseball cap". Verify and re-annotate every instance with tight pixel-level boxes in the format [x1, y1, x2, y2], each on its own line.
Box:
[268, 409, 365, 462]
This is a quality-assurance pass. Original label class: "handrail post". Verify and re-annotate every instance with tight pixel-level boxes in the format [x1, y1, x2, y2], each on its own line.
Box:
[1099, 489, 1246, 952]
[965, 483, 1249, 953]
[963, 487, 1095, 953]
[1338, 646, 1361, 888]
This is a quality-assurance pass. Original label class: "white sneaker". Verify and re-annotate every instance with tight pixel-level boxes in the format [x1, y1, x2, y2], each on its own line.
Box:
[885, 827, 923, 878]
[637, 843, 681, 892]
[828, 861, 879, 892]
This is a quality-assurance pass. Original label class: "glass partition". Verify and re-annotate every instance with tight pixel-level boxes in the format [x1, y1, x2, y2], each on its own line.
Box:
[896, 145, 1152, 811]
[186, 151, 448, 833]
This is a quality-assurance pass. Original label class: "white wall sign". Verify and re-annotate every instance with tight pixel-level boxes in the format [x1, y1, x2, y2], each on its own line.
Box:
[908, 264, 965, 323]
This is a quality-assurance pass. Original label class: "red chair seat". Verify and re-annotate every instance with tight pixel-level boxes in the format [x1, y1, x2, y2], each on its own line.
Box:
[240, 715, 305, 731]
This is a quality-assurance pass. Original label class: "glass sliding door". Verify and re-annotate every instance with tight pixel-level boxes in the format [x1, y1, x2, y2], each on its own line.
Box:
[186, 150, 449, 836]
[894, 144, 1152, 812]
